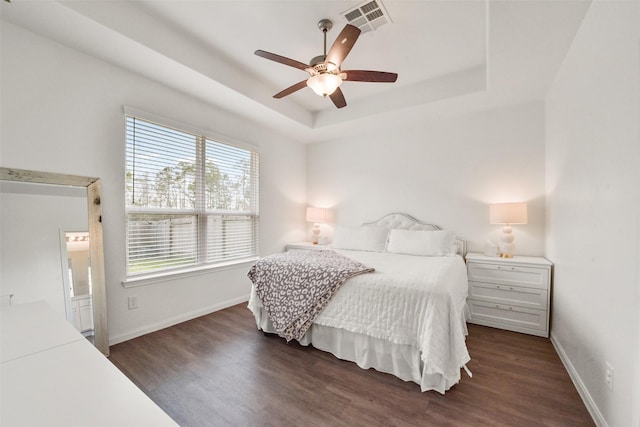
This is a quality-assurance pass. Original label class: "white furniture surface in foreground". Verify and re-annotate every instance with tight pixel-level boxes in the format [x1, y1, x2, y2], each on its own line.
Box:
[1, 300, 82, 363]
[0, 301, 178, 427]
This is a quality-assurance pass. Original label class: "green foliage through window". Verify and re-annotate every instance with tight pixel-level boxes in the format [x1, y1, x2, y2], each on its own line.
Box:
[125, 115, 259, 276]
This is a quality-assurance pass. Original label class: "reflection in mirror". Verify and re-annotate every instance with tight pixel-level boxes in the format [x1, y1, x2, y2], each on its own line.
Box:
[61, 231, 95, 343]
[0, 167, 108, 356]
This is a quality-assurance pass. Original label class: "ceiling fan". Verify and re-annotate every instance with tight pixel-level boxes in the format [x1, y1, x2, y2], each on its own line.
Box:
[254, 19, 398, 109]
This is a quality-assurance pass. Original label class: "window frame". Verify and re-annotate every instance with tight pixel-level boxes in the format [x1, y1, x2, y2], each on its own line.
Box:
[122, 107, 260, 287]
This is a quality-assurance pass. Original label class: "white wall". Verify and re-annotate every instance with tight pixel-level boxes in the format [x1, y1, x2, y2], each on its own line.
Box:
[307, 102, 546, 256]
[545, 1, 640, 426]
[0, 188, 88, 316]
[1, 22, 307, 343]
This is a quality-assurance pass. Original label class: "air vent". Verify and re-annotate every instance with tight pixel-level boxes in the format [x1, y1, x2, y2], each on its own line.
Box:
[340, 0, 391, 33]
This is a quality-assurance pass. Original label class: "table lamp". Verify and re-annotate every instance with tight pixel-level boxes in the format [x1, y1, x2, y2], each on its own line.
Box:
[306, 207, 329, 244]
[490, 202, 527, 258]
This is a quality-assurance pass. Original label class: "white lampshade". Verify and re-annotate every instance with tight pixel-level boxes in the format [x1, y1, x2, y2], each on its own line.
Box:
[490, 202, 528, 225]
[489, 202, 527, 258]
[306, 207, 329, 223]
[306, 73, 342, 97]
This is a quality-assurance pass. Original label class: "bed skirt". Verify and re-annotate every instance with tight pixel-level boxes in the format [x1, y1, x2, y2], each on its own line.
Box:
[250, 306, 469, 394]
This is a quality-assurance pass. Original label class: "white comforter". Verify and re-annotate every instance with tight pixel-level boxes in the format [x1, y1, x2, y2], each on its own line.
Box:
[249, 249, 470, 391]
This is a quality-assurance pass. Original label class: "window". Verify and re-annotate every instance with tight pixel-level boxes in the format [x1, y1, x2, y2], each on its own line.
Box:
[125, 113, 259, 279]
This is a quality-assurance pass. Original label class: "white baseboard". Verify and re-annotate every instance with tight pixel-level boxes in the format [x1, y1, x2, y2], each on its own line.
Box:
[108, 294, 250, 346]
[550, 331, 607, 427]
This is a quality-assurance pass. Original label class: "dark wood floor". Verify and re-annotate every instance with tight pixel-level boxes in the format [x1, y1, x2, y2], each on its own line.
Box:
[108, 304, 594, 427]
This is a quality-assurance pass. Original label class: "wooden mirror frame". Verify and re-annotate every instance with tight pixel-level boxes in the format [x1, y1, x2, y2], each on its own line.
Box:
[0, 167, 109, 356]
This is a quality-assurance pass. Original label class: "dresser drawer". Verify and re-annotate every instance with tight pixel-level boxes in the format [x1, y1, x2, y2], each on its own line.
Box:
[468, 281, 547, 310]
[468, 300, 547, 334]
[467, 262, 548, 290]
[286, 243, 331, 251]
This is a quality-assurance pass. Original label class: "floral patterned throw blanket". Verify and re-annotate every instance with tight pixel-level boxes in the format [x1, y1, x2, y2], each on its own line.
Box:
[247, 250, 375, 341]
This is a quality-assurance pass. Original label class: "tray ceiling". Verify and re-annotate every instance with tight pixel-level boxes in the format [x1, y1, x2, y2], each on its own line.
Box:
[1, 1, 591, 143]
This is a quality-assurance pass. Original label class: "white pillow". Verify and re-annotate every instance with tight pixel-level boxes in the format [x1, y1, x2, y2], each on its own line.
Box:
[386, 229, 457, 256]
[331, 225, 389, 252]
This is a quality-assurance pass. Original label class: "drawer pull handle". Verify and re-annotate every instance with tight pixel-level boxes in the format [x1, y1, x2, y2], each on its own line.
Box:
[509, 306, 513, 310]
[509, 287, 514, 290]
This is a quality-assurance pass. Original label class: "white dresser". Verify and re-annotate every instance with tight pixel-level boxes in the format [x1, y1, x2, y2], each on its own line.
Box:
[286, 241, 331, 251]
[465, 253, 552, 337]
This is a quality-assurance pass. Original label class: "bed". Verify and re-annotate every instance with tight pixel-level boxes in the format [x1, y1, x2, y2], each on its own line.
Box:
[247, 213, 471, 393]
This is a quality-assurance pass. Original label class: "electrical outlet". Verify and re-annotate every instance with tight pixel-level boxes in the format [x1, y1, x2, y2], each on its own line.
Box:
[605, 362, 614, 391]
[128, 296, 139, 310]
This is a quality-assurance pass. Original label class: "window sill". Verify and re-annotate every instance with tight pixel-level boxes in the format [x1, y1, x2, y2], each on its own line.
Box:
[121, 257, 258, 288]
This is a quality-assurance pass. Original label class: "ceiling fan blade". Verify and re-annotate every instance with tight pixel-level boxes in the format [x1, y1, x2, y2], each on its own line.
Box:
[254, 50, 309, 71]
[273, 80, 308, 99]
[329, 87, 347, 109]
[342, 70, 398, 83]
[325, 25, 361, 69]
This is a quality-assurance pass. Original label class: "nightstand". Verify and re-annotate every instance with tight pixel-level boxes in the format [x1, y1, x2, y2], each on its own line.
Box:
[465, 253, 552, 337]
[285, 242, 331, 251]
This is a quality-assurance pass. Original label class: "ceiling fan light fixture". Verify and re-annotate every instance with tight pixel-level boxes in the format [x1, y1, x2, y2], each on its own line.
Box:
[306, 73, 342, 97]
[325, 61, 339, 72]
[255, 19, 396, 108]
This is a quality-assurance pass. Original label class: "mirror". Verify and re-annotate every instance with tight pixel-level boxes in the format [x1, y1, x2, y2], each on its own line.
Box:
[0, 167, 109, 356]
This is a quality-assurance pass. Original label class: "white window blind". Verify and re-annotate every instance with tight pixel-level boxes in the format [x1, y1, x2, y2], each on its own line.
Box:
[125, 115, 259, 277]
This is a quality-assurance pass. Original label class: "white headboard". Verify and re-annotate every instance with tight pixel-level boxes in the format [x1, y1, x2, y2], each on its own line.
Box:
[362, 213, 467, 257]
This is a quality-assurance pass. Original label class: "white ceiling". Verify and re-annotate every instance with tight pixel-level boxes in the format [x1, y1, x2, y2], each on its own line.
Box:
[1, 0, 591, 143]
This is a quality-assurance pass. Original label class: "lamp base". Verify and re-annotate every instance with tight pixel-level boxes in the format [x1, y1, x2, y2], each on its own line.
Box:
[499, 225, 516, 258]
[311, 223, 321, 244]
